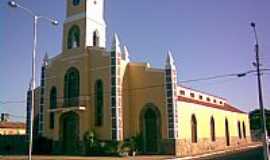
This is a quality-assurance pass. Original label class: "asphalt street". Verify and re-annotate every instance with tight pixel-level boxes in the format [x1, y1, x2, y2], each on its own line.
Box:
[0, 146, 264, 160]
[200, 147, 263, 160]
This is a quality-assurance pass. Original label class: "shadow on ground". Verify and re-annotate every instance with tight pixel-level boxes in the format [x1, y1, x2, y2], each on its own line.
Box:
[200, 147, 263, 160]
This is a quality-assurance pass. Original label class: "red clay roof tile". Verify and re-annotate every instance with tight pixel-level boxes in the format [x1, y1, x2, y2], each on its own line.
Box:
[0, 122, 26, 129]
[178, 96, 246, 114]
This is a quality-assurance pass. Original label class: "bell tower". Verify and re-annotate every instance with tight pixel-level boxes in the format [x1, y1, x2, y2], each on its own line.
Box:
[63, 0, 106, 52]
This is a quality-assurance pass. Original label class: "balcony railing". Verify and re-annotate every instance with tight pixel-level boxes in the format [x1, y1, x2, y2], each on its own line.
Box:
[48, 96, 88, 113]
[63, 97, 79, 107]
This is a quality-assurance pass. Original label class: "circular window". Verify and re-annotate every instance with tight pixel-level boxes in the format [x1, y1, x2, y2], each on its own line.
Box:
[73, 0, 80, 6]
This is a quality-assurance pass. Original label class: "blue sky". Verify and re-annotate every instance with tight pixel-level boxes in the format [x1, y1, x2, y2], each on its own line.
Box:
[0, 0, 270, 122]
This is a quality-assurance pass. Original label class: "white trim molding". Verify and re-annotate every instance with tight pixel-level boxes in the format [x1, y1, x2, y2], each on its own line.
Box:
[65, 12, 86, 24]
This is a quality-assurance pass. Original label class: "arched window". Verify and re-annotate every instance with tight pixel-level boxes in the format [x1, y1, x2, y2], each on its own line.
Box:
[95, 80, 104, 126]
[64, 67, 80, 106]
[93, 30, 100, 47]
[238, 121, 242, 139]
[50, 87, 57, 109]
[50, 87, 57, 129]
[242, 122, 246, 139]
[210, 116, 216, 142]
[191, 114, 198, 143]
[73, 0, 80, 6]
[67, 25, 80, 49]
[225, 118, 230, 146]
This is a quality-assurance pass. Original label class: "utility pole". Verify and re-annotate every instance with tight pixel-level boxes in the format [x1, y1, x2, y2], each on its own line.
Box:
[8, 1, 58, 160]
[251, 22, 269, 160]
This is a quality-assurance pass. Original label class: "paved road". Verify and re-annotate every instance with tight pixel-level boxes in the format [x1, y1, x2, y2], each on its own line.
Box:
[0, 155, 171, 160]
[0, 147, 264, 160]
[199, 147, 263, 160]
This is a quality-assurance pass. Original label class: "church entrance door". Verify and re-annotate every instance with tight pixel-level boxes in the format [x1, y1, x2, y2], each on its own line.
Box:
[141, 104, 161, 154]
[60, 112, 79, 155]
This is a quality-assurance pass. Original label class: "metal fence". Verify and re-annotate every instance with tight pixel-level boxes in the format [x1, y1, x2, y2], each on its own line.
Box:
[0, 135, 27, 155]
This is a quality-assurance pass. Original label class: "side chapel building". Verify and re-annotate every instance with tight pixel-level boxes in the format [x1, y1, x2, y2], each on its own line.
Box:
[31, 0, 252, 156]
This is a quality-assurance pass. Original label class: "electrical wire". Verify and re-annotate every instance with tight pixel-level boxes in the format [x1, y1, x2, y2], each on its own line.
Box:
[1, 69, 269, 105]
[0, 100, 25, 104]
[180, 73, 241, 83]
[9, 114, 26, 119]
[180, 70, 257, 83]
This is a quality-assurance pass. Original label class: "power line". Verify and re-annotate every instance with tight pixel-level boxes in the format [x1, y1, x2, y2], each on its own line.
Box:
[0, 100, 25, 104]
[39, 74, 247, 100]
[180, 73, 240, 83]
[9, 114, 26, 119]
[2, 69, 269, 104]
[1, 69, 269, 105]
[260, 56, 270, 59]
[186, 76, 239, 89]
[262, 73, 270, 76]
[180, 70, 257, 83]
[42, 61, 269, 83]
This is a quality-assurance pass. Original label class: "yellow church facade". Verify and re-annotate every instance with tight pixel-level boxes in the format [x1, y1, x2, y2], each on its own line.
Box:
[40, 0, 251, 156]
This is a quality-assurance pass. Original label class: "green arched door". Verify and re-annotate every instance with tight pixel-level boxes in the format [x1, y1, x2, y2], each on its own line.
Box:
[61, 112, 79, 155]
[141, 105, 161, 154]
[144, 109, 158, 152]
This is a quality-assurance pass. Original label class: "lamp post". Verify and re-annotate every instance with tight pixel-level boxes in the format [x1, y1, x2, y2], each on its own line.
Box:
[8, 1, 58, 160]
[250, 22, 269, 160]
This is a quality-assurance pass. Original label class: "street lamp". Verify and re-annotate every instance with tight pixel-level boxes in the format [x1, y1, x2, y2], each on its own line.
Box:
[8, 1, 17, 7]
[8, 1, 59, 160]
[250, 22, 269, 160]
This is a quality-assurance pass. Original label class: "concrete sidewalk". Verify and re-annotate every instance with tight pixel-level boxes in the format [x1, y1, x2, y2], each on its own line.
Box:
[169, 143, 262, 160]
[0, 143, 262, 160]
[0, 155, 172, 160]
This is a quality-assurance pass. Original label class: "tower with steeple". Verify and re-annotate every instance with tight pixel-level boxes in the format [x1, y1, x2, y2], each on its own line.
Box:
[63, 0, 106, 52]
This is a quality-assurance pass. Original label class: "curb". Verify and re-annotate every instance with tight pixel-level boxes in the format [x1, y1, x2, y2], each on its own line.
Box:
[167, 143, 262, 160]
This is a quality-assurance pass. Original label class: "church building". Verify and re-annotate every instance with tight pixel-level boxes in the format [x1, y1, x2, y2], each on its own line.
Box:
[36, 0, 251, 156]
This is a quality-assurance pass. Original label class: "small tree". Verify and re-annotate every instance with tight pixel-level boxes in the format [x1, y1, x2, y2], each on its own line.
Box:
[83, 130, 101, 155]
[120, 133, 144, 156]
[249, 109, 270, 134]
[133, 133, 144, 153]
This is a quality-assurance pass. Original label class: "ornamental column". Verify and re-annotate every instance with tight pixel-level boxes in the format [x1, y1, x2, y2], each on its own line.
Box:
[110, 33, 123, 141]
[164, 51, 179, 139]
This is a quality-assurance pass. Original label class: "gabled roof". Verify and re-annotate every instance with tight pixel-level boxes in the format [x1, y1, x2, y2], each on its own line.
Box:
[178, 84, 227, 101]
[178, 96, 246, 114]
[0, 122, 26, 129]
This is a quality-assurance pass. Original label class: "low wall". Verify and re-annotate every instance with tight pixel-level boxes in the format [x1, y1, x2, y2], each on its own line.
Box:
[0, 135, 27, 155]
[175, 136, 252, 157]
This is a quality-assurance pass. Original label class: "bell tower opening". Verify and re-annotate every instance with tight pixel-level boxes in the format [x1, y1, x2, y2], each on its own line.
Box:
[62, 0, 106, 52]
[93, 30, 100, 47]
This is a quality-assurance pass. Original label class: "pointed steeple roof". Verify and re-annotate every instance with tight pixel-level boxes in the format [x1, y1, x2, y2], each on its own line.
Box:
[111, 33, 121, 53]
[43, 52, 49, 66]
[165, 50, 176, 69]
[28, 80, 32, 91]
[123, 45, 130, 62]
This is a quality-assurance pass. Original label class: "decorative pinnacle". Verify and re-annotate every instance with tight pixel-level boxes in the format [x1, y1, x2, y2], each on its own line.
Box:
[166, 50, 176, 69]
[123, 45, 130, 62]
[112, 33, 121, 53]
[43, 52, 49, 66]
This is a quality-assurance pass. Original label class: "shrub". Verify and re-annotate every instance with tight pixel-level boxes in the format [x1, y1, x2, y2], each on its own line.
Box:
[84, 130, 102, 155]
[103, 140, 121, 155]
[83, 131, 144, 156]
[132, 133, 144, 153]
[120, 133, 144, 156]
